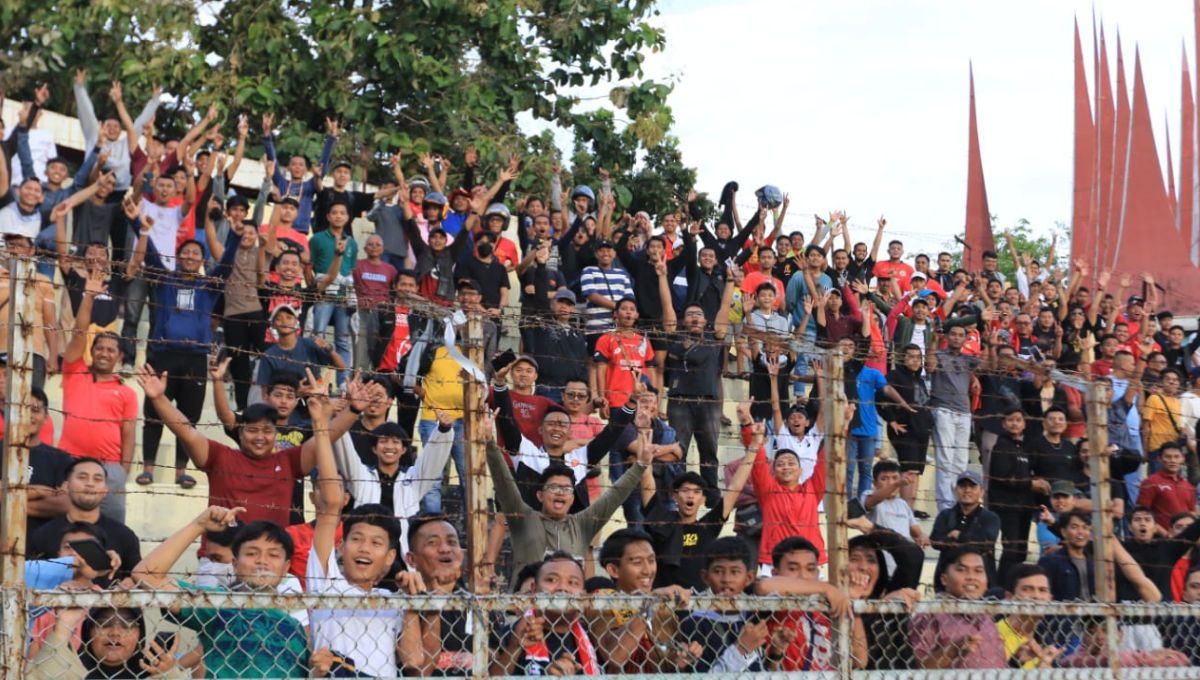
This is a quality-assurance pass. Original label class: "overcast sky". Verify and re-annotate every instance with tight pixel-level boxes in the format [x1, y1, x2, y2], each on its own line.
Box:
[548, 0, 1195, 257]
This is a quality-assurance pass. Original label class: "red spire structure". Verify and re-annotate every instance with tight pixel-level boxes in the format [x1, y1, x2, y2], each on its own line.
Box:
[1093, 28, 1115, 275]
[963, 64, 995, 273]
[1104, 37, 1130, 272]
[1167, 117, 1178, 217]
[1110, 52, 1197, 312]
[1180, 47, 1195, 248]
[1070, 18, 1096, 274]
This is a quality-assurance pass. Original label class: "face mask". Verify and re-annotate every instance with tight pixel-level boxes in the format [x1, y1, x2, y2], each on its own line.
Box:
[195, 558, 235, 588]
[477, 244, 494, 258]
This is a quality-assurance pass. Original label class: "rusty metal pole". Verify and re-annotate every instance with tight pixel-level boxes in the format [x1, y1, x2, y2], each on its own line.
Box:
[1084, 380, 1119, 678]
[459, 312, 492, 677]
[822, 350, 851, 677]
[0, 255, 35, 677]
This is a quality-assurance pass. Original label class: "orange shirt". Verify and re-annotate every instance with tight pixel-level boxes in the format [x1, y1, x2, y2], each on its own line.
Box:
[57, 358, 137, 463]
[594, 331, 656, 408]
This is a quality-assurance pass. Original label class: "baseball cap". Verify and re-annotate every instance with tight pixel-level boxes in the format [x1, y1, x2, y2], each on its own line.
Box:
[269, 304, 300, 320]
[1050, 480, 1077, 497]
[423, 192, 448, 207]
[909, 271, 927, 281]
[449, 187, 472, 201]
[956, 470, 983, 486]
[456, 278, 482, 293]
[1127, 295, 1145, 307]
[277, 196, 300, 207]
[513, 354, 539, 370]
[553, 288, 577, 304]
[331, 160, 353, 172]
[594, 239, 616, 250]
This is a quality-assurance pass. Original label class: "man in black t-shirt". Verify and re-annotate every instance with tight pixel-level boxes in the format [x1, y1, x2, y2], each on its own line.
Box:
[643, 420, 762, 590]
[26, 387, 70, 534]
[455, 231, 509, 313]
[27, 456, 141, 581]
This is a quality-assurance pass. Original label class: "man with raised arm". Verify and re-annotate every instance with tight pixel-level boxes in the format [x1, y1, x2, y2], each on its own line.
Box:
[137, 366, 368, 527]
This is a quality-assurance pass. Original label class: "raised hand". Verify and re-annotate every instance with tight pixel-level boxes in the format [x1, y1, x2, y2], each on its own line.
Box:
[237, 114, 249, 138]
[84, 267, 108, 296]
[464, 146, 478, 166]
[136, 365, 169, 400]
[74, 68, 87, 86]
[325, 116, 339, 137]
[193, 505, 245, 532]
[209, 356, 232, 382]
[261, 113, 274, 135]
[877, 215, 886, 230]
[109, 81, 123, 103]
[204, 103, 219, 122]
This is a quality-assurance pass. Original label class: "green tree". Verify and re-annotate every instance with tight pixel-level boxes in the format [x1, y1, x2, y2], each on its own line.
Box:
[1, 0, 687, 190]
[944, 218, 1068, 282]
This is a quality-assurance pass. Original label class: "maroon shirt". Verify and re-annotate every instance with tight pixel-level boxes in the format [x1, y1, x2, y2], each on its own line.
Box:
[352, 260, 398, 309]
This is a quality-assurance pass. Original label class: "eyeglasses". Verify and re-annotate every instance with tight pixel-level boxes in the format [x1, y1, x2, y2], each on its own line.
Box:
[563, 391, 589, 400]
[543, 484, 574, 495]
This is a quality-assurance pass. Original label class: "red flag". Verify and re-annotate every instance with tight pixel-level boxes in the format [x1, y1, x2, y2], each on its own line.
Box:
[964, 64, 995, 273]
[1070, 18, 1096, 273]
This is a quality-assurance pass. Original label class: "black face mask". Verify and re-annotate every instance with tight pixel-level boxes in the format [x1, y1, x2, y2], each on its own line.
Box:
[477, 244, 494, 258]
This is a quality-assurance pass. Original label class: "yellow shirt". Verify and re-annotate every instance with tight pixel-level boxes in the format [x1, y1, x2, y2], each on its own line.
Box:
[1142, 393, 1183, 453]
[420, 346, 464, 420]
[997, 618, 1039, 669]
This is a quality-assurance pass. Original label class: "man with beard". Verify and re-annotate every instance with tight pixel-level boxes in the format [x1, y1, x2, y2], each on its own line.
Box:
[54, 267, 137, 522]
[28, 457, 141, 583]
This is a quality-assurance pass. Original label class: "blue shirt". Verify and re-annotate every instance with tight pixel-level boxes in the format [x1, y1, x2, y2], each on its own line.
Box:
[145, 227, 237, 354]
[262, 134, 335, 233]
[786, 269, 833, 334]
[850, 366, 889, 438]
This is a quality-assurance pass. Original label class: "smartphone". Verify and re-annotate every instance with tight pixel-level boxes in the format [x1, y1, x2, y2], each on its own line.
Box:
[68, 539, 112, 572]
[154, 631, 177, 652]
[492, 348, 517, 373]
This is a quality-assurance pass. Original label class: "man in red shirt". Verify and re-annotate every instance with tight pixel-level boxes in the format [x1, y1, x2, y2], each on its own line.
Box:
[352, 233, 398, 367]
[57, 269, 137, 523]
[742, 245, 785, 310]
[136, 366, 367, 527]
[1137, 443, 1196, 529]
[593, 297, 658, 411]
[872, 239, 914, 291]
[503, 354, 557, 446]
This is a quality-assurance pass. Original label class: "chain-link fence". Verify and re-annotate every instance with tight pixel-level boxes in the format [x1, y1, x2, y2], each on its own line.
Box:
[5, 589, 1200, 678]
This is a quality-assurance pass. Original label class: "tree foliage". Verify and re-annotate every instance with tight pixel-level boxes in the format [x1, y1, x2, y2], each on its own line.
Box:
[944, 218, 1068, 282]
[1, 0, 702, 197]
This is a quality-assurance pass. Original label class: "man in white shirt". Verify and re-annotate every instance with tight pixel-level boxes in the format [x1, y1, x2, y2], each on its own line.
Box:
[307, 390, 421, 677]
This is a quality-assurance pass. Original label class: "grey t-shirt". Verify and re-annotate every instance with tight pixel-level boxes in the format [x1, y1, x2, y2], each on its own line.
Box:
[928, 349, 981, 413]
[1071, 555, 1091, 600]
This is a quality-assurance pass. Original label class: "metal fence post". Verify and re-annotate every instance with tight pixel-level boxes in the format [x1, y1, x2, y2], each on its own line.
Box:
[822, 350, 852, 677]
[0, 255, 36, 677]
[460, 313, 493, 677]
[1085, 380, 1119, 678]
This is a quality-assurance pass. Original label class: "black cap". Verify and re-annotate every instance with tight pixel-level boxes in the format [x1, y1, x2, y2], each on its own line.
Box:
[456, 278, 482, 293]
[331, 160, 353, 172]
[594, 239, 616, 250]
[277, 196, 300, 207]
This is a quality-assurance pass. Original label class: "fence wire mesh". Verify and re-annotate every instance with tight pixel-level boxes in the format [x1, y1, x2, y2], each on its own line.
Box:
[3, 589, 1200, 678]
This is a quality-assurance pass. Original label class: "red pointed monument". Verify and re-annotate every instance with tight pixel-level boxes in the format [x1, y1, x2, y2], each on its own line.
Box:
[964, 64, 995, 273]
[1070, 18, 1096, 272]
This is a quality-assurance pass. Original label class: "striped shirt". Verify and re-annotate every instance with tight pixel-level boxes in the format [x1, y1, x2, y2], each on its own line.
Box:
[580, 265, 633, 333]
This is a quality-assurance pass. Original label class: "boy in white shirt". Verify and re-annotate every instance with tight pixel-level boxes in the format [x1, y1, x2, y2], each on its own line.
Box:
[862, 460, 930, 549]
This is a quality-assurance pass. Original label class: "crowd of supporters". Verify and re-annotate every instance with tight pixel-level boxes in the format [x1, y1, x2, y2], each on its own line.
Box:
[4, 74, 1200, 677]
